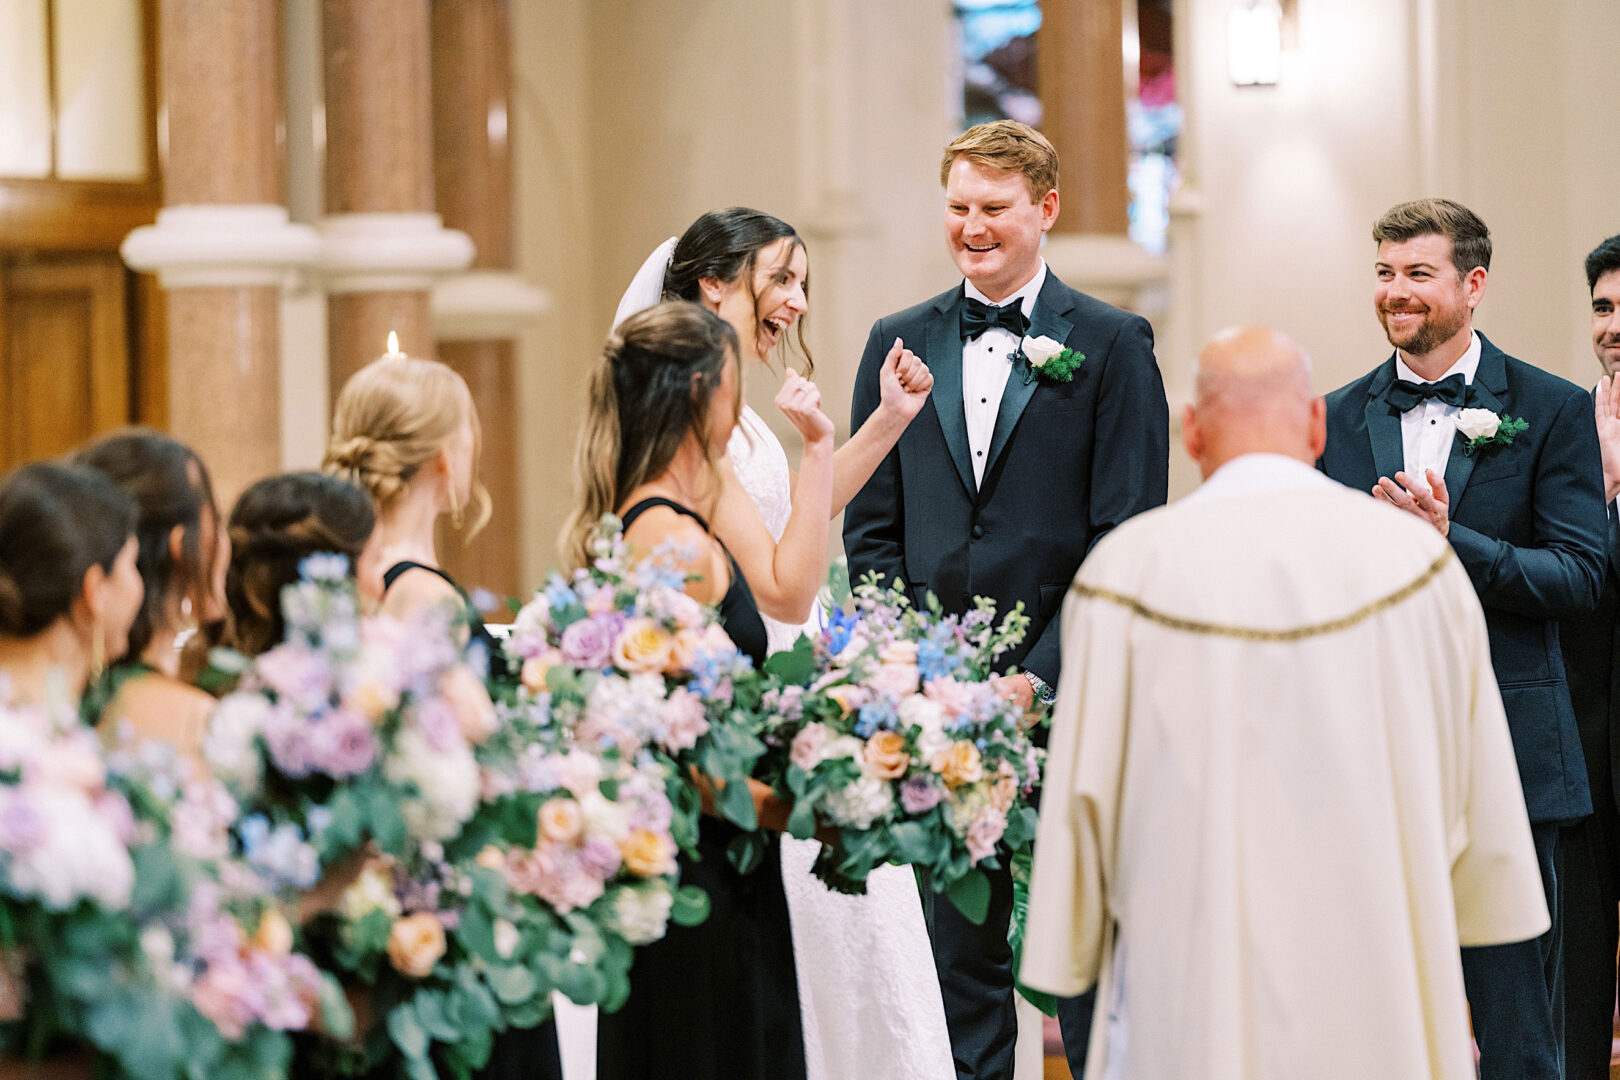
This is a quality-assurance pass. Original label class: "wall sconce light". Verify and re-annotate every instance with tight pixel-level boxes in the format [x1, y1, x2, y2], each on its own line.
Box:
[1228, 0, 1283, 86]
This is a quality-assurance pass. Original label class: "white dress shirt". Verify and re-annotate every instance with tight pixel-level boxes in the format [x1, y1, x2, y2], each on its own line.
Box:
[962, 261, 1048, 487]
[1395, 331, 1482, 482]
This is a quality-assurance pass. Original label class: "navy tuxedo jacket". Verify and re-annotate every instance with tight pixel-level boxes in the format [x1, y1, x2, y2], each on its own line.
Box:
[1319, 333, 1605, 823]
[842, 271, 1168, 688]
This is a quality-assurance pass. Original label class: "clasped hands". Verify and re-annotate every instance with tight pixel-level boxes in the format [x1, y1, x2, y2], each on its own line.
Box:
[1373, 469, 1451, 537]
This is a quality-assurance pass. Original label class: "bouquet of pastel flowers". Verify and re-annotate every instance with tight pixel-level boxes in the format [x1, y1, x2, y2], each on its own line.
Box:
[202, 556, 555, 1080]
[755, 573, 1043, 922]
[455, 694, 707, 1018]
[502, 519, 768, 862]
[0, 680, 345, 1080]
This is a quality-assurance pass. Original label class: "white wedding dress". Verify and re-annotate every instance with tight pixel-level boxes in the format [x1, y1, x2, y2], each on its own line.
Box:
[728, 404, 956, 1080]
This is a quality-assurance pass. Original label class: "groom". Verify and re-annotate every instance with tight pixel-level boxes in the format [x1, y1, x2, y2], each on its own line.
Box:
[844, 120, 1169, 1080]
[1319, 198, 1606, 1080]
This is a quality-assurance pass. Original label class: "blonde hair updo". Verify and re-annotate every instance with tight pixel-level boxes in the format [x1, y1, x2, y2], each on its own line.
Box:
[324, 355, 491, 539]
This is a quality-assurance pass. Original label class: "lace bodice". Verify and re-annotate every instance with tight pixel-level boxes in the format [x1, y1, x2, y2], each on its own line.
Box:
[728, 405, 794, 540]
[727, 405, 820, 654]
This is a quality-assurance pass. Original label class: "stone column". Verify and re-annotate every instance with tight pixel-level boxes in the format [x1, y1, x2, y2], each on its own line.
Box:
[122, 0, 319, 504]
[1034, 0, 1166, 316]
[429, 0, 546, 606]
[319, 0, 472, 392]
[1038, 0, 1131, 236]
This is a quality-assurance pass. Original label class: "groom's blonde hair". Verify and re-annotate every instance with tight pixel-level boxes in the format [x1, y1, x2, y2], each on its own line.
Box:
[940, 120, 1059, 202]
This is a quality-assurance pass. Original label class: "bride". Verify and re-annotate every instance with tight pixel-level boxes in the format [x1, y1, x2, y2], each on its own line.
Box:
[614, 207, 956, 1080]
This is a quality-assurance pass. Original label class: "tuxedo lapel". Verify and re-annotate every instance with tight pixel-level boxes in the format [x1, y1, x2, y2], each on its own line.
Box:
[1363, 358, 1405, 482]
[1442, 340, 1508, 507]
[984, 275, 1076, 483]
[925, 288, 976, 497]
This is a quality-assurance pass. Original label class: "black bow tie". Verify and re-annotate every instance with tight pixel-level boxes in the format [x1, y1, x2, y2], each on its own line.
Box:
[1386, 373, 1468, 412]
[960, 296, 1030, 342]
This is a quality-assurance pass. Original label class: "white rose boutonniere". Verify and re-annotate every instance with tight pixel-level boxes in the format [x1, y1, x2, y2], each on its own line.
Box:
[1014, 335, 1085, 385]
[1454, 407, 1528, 456]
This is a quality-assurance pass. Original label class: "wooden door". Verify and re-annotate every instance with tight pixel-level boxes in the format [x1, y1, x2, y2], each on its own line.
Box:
[0, 254, 132, 470]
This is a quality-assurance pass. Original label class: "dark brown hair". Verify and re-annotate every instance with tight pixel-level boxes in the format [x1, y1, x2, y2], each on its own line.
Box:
[662, 207, 814, 376]
[561, 302, 738, 568]
[1587, 234, 1620, 293]
[0, 463, 136, 638]
[220, 472, 375, 657]
[75, 428, 220, 660]
[1372, 198, 1492, 276]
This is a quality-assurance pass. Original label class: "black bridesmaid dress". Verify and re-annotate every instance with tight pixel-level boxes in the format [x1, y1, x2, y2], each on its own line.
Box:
[381, 561, 565, 1080]
[594, 498, 805, 1080]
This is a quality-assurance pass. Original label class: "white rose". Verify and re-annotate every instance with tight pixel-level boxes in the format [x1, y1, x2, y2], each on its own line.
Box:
[204, 693, 269, 793]
[609, 882, 675, 945]
[1021, 335, 1066, 368]
[579, 788, 631, 843]
[387, 728, 480, 841]
[1455, 408, 1501, 441]
[821, 773, 896, 830]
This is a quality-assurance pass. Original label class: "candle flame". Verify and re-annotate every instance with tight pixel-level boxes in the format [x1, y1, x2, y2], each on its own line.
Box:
[386, 331, 400, 356]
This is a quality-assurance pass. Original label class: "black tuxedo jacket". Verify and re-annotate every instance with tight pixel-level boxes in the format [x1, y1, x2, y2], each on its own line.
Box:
[1559, 470, 1620, 817]
[842, 271, 1168, 687]
[1319, 333, 1605, 823]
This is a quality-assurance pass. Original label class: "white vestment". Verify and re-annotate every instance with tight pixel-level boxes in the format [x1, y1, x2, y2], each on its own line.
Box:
[1021, 454, 1549, 1080]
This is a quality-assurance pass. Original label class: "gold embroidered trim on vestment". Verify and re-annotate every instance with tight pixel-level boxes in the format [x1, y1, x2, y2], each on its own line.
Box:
[1069, 548, 1453, 641]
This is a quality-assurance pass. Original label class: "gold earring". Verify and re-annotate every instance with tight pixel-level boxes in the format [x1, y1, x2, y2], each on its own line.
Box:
[449, 484, 465, 531]
[89, 615, 106, 682]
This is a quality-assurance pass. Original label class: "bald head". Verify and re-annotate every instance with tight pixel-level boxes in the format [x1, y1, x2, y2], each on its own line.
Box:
[1184, 326, 1324, 479]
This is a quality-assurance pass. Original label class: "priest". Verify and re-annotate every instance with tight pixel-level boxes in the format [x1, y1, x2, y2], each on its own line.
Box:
[1021, 326, 1549, 1080]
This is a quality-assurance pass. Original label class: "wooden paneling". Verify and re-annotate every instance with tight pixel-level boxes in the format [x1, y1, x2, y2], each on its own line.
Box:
[1038, 0, 1131, 235]
[0, 255, 131, 470]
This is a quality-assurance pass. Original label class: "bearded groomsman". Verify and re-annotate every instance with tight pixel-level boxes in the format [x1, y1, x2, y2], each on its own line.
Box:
[1558, 232, 1620, 1080]
[844, 120, 1168, 1079]
[1319, 198, 1607, 1080]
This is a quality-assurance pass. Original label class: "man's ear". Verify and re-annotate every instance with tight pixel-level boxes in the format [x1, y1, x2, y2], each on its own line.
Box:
[1308, 397, 1328, 460]
[1039, 189, 1060, 233]
[1464, 266, 1488, 311]
[1181, 403, 1204, 467]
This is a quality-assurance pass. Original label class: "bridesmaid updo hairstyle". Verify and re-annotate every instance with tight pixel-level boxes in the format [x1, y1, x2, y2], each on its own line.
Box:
[0, 463, 136, 639]
[324, 354, 491, 539]
[664, 207, 815, 375]
[75, 428, 221, 659]
[561, 301, 739, 569]
[220, 472, 376, 657]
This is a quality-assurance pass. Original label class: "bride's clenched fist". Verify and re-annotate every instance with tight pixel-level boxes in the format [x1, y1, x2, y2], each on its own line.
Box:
[776, 369, 836, 445]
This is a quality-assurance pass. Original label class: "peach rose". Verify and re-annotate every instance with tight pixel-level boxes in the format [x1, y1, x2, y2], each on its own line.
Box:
[879, 640, 919, 666]
[342, 679, 398, 724]
[520, 652, 561, 693]
[989, 761, 1019, 813]
[386, 913, 446, 978]
[253, 908, 294, 956]
[620, 828, 677, 877]
[863, 730, 911, 780]
[668, 628, 704, 671]
[538, 798, 584, 845]
[475, 845, 507, 871]
[932, 740, 984, 788]
[613, 617, 675, 674]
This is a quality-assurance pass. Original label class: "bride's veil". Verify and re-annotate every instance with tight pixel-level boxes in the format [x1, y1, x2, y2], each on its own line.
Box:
[612, 236, 679, 330]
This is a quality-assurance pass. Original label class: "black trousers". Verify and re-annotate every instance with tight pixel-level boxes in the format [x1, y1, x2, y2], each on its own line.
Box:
[1462, 821, 1564, 1080]
[1560, 800, 1619, 1080]
[925, 859, 1094, 1080]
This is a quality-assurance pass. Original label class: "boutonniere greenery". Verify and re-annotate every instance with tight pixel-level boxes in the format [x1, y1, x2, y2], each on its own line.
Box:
[1455, 407, 1528, 456]
[1014, 335, 1084, 386]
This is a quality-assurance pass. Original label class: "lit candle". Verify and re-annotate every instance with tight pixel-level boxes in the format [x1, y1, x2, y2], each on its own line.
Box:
[384, 331, 405, 359]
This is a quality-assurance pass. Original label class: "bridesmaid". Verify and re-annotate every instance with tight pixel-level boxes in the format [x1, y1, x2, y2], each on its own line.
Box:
[76, 429, 227, 761]
[565, 302, 807, 1080]
[213, 472, 379, 657]
[324, 354, 561, 1080]
[0, 463, 142, 714]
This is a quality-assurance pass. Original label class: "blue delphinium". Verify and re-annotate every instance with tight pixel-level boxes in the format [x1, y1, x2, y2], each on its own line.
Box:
[855, 699, 899, 739]
[825, 606, 860, 657]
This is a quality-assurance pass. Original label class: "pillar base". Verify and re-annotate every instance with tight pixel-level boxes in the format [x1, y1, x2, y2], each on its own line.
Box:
[121, 205, 320, 288]
[432, 270, 549, 340]
[319, 212, 475, 293]
[1042, 233, 1169, 316]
